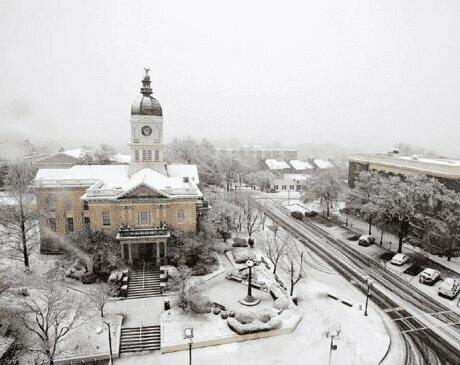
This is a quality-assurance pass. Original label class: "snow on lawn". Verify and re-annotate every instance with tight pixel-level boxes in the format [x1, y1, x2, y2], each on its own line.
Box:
[54, 312, 123, 364]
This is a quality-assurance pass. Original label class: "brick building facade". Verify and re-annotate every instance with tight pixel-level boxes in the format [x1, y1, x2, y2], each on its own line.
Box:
[34, 70, 203, 265]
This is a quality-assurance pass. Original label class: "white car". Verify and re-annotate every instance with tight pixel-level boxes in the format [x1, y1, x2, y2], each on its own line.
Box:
[419, 268, 441, 285]
[358, 235, 375, 247]
[438, 278, 460, 299]
[390, 253, 409, 266]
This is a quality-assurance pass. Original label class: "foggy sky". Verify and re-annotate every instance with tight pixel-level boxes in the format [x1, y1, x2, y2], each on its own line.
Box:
[0, 0, 459, 156]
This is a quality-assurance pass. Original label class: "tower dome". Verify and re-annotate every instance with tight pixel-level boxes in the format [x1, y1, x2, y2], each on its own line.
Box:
[131, 69, 163, 116]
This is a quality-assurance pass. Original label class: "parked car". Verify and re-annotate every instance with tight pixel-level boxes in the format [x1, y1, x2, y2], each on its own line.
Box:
[358, 235, 375, 247]
[419, 268, 441, 285]
[291, 211, 304, 220]
[438, 278, 460, 299]
[390, 253, 409, 266]
[304, 211, 319, 218]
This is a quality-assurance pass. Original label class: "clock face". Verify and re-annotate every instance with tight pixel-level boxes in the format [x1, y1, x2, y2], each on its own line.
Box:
[141, 126, 152, 136]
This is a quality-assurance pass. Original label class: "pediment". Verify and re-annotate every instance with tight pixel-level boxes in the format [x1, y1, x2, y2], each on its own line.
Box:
[119, 184, 168, 199]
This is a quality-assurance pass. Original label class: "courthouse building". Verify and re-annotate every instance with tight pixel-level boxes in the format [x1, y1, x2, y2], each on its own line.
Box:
[33, 70, 203, 265]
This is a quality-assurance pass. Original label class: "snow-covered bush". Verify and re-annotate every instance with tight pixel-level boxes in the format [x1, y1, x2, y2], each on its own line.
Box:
[232, 238, 248, 248]
[234, 311, 256, 324]
[228, 309, 282, 335]
[189, 296, 213, 314]
[232, 248, 256, 264]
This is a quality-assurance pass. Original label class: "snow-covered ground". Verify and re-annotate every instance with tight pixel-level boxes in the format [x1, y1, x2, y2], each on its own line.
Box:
[258, 191, 460, 311]
[116, 226, 394, 365]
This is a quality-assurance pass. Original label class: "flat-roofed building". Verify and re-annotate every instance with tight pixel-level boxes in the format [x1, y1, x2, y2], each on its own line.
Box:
[349, 152, 460, 192]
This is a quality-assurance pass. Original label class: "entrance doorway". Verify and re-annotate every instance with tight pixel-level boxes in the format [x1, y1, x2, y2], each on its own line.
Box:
[138, 242, 156, 264]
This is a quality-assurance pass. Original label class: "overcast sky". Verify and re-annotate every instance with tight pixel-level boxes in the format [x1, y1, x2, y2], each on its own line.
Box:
[0, 0, 459, 155]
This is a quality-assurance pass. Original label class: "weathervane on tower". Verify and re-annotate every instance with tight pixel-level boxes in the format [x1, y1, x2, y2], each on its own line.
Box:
[144, 67, 150, 76]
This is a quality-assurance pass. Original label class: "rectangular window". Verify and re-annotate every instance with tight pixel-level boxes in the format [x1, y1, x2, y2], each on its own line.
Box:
[138, 211, 150, 226]
[67, 217, 74, 232]
[154, 149, 160, 162]
[65, 197, 72, 212]
[142, 150, 147, 162]
[147, 150, 152, 161]
[49, 218, 56, 232]
[84, 217, 91, 230]
[273, 185, 278, 190]
[158, 205, 165, 219]
[282, 185, 287, 190]
[48, 195, 56, 212]
[296, 185, 301, 191]
[83, 200, 89, 210]
[135, 150, 139, 162]
[289, 185, 295, 190]
[176, 209, 185, 223]
[102, 212, 111, 226]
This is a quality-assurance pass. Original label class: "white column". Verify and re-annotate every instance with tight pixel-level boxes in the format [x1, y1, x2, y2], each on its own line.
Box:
[128, 243, 133, 263]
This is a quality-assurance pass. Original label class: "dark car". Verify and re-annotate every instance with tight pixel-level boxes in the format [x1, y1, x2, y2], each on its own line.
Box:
[291, 211, 304, 220]
[304, 211, 319, 218]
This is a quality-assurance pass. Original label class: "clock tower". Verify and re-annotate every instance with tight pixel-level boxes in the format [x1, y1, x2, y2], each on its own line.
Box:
[129, 68, 166, 175]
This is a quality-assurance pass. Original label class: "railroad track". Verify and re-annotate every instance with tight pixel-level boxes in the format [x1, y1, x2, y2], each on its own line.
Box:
[252, 194, 460, 364]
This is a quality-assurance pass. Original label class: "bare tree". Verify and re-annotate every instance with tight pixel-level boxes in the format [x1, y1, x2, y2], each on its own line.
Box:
[263, 232, 288, 274]
[302, 170, 342, 218]
[282, 250, 304, 297]
[0, 163, 39, 268]
[14, 286, 87, 365]
[86, 283, 116, 317]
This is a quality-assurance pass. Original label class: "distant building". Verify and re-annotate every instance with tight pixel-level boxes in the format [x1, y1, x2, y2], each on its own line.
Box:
[34, 149, 82, 169]
[33, 70, 204, 264]
[349, 152, 460, 192]
[217, 147, 298, 162]
[271, 173, 310, 192]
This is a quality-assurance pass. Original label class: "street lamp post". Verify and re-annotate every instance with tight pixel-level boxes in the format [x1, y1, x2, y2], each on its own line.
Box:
[240, 260, 261, 305]
[326, 327, 341, 365]
[364, 278, 374, 316]
[184, 327, 194, 365]
[96, 321, 113, 365]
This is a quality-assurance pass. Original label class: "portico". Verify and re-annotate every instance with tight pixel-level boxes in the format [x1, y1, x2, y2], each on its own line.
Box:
[117, 226, 170, 266]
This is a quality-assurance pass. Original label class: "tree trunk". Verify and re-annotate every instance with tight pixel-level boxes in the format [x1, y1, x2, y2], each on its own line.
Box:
[397, 221, 404, 253]
[21, 219, 29, 268]
[380, 227, 384, 245]
[326, 205, 330, 218]
[368, 218, 372, 235]
[290, 277, 294, 296]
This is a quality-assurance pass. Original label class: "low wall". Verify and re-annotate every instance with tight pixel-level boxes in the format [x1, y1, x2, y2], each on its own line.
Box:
[161, 311, 301, 354]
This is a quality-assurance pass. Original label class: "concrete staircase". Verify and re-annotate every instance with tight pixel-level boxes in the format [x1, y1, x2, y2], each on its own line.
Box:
[120, 325, 161, 354]
[127, 265, 162, 299]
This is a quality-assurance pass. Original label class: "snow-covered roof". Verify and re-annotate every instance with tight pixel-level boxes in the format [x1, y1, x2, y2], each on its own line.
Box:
[265, 159, 290, 170]
[313, 159, 334, 169]
[289, 160, 313, 170]
[283, 174, 310, 181]
[350, 154, 460, 178]
[166, 164, 200, 184]
[62, 148, 83, 159]
[34, 165, 201, 199]
[112, 153, 131, 164]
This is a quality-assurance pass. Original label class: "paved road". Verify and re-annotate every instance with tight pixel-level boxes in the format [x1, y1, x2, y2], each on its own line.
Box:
[253, 194, 460, 365]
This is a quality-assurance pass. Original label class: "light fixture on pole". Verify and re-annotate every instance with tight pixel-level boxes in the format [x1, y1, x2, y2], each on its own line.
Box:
[364, 278, 374, 316]
[325, 327, 341, 365]
[96, 321, 113, 365]
[184, 327, 194, 365]
[240, 260, 260, 306]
